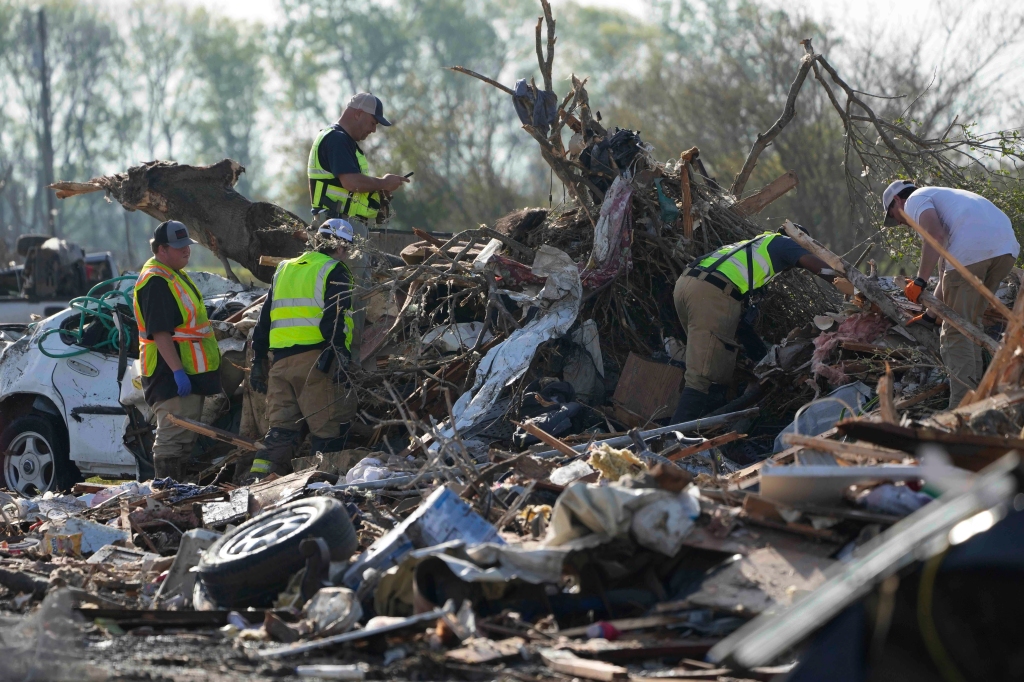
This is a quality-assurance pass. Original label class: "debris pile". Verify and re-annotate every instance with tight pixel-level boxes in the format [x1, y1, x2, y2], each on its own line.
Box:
[4, 2, 1024, 679]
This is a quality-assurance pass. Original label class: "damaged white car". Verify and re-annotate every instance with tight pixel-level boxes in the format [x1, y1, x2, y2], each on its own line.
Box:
[0, 272, 264, 496]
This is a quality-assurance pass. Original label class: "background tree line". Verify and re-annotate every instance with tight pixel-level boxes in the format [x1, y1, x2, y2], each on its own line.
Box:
[0, 0, 1020, 277]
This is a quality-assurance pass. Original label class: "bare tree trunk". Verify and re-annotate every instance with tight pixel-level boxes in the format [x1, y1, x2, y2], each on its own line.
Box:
[50, 159, 307, 282]
[36, 9, 57, 237]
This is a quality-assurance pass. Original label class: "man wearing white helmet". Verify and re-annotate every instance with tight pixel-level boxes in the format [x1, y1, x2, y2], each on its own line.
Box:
[247, 219, 359, 479]
[883, 180, 1020, 407]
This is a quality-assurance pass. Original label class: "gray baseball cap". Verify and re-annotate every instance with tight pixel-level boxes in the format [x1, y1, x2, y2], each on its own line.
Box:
[347, 92, 392, 126]
[153, 220, 198, 249]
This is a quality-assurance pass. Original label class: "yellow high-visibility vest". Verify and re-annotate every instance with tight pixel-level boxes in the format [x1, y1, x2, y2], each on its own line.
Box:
[697, 232, 780, 294]
[269, 251, 353, 351]
[133, 258, 220, 376]
[307, 128, 380, 220]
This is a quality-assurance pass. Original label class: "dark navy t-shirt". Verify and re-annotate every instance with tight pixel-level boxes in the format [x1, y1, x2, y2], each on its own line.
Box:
[766, 235, 810, 272]
[318, 125, 362, 176]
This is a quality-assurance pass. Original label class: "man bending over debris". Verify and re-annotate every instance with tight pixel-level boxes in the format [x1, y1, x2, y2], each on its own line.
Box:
[247, 219, 359, 481]
[133, 221, 222, 481]
[671, 227, 842, 423]
[308, 92, 410, 360]
[885, 180, 1020, 407]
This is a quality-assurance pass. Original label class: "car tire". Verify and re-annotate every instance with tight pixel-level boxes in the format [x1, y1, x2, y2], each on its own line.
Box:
[197, 496, 358, 607]
[1, 414, 77, 497]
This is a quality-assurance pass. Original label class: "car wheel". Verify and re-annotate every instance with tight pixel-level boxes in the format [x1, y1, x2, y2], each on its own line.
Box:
[197, 497, 358, 607]
[1, 414, 76, 497]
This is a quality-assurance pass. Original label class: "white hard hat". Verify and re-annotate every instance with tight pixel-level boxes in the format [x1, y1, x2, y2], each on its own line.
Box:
[318, 218, 355, 243]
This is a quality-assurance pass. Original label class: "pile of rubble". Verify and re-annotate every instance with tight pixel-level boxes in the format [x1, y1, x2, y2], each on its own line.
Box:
[3, 3, 1024, 679]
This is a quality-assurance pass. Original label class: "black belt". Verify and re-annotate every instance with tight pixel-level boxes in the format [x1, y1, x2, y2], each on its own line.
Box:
[683, 267, 745, 302]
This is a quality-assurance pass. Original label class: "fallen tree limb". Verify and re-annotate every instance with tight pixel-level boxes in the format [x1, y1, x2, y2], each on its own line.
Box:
[731, 41, 815, 197]
[50, 159, 308, 282]
[782, 221, 940, 354]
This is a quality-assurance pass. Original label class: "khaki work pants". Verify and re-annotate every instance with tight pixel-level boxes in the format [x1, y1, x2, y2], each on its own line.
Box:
[673, 274, 743, 394]
[267, 349, 358, 437]
[151, 394, 205, 471]
[939, 253, 1016, 408]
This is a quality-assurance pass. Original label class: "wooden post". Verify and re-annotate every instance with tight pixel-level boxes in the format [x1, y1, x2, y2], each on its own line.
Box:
[782, 221, 940, 354]
[679, 148, 697, 239]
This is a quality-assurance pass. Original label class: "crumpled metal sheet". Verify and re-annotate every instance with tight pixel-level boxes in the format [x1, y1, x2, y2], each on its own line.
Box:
[445, 245, 582, 436]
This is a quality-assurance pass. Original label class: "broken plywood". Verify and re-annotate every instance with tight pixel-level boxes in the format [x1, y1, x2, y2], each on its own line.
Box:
[612, 352, 685, 426]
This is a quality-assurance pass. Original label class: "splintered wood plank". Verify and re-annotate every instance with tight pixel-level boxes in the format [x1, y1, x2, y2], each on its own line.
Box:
[733, 170, 798, 216]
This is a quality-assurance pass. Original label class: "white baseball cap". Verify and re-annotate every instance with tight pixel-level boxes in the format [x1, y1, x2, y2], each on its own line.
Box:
[881, 180, 917, 226]
[318, 218, 355, 243]
[346, 92, 392, 126]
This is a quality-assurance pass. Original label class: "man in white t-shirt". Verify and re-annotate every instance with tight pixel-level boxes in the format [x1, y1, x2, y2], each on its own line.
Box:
[882, 180, 1020, 407]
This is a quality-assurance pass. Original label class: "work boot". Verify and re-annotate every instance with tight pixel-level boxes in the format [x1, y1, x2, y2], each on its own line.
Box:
[670, 387, 711, 425]
[309, 423, 351, 456]
[154, 456, 186, 482]
[250, 427, 302, 478]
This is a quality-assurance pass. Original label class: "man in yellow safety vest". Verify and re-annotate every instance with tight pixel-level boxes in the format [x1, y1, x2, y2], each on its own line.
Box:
[671, 226, 841, 423]
[133, 221, 222, 481]
[307, 92, 409, 361]
[246, 219, 359, 480]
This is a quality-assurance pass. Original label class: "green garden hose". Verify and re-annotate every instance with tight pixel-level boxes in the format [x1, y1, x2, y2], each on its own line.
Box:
[37, 275, 139, 359]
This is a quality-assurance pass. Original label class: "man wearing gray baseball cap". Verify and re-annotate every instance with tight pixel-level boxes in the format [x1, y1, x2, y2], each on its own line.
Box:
[307, 92, 411, 361]
[307, 92, 409, 224]
[882, 180, 1019, 407]
[133, 221, 222, 480]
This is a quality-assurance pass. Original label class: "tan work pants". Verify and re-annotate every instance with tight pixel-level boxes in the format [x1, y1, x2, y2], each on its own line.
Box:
[940, 253, 1016, 408]
[151, 394, 205, 468]
[267, 349, 358, 438]
[673, 274, 743, 394]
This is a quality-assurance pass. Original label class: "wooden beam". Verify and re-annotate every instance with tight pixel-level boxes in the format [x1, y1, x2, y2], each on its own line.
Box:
[734, 170, 798, 216]
[666, 431, 745, 461]
[679, 148, 697, 238]
[896, 206, 1012, 320]
[782, 221, 940, 354]
[915, 287, 999, 354]
[166, 414, 263, 451]
[781, 433, 908, 462]
[513, 421, 578, 458]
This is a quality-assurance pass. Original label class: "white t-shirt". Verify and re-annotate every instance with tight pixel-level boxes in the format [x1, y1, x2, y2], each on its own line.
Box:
[905, 187, 1019, 270]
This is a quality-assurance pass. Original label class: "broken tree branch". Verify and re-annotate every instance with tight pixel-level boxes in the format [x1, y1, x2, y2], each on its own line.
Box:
[731, 40, 815, 197]
[444, 66, 514, 95]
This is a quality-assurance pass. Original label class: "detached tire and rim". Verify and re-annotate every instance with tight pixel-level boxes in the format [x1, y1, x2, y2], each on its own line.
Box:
[197, 496, 358, 607]
[1, 414, 73, 497]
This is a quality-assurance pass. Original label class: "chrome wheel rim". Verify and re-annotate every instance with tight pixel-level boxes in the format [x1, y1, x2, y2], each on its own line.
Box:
[218, 505, 317, 558]
[5, 431, 55, 497]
